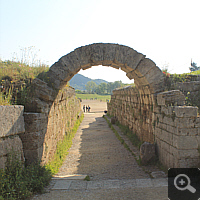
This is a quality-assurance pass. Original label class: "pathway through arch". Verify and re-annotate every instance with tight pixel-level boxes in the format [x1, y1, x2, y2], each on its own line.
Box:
[32, 100, 168, 200]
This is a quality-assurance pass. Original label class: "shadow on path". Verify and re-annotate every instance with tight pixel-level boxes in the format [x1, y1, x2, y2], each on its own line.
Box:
[72, 113, 149, 180]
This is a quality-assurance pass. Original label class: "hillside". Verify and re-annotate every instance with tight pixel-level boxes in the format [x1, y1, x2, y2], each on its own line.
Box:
[69, 74, 108, 91]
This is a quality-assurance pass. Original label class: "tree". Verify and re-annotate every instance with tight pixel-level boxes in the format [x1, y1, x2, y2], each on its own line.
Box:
[190, 61, 200, 72]
[85, 81, 97, 94]
[113, 81, 123, 90]
[96, 83, 107, 94]
[75, 89, 82, 94]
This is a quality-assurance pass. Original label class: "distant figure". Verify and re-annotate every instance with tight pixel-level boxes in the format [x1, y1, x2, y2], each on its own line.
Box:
[88, 105, 90, 112]
[83, 105, 86, 112]
[86, 106, 88, 112]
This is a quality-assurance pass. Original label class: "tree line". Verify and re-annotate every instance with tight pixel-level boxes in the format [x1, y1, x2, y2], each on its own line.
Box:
[76, 81, 134, 95]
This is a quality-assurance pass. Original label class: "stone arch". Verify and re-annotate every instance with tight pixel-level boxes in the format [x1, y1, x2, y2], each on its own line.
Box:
[46, 43, 164, 94]
[22, 43, 165, 165]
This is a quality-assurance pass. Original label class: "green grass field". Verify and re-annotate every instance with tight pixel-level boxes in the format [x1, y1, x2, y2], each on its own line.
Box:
[76, 93, 111, 101]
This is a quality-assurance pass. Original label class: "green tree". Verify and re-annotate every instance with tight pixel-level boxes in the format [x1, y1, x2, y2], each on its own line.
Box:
[96, 82, 107, 94]
[113, 81, 123, 90]
[85, 81, 97, 94]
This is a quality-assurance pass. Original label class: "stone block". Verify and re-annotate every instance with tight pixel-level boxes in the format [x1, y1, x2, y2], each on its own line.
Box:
[134, 58, 156, 77]
[197, 136, 200, 146]
[160, 130, 173, 145]
[73, 44, 92, 68]
[161, 106, 173, 116]
[177, 149, 199, 160]
[166, 125, 177, 134]
[162, 116, 175, 126]
[124, 51, 143, 71]
[177, 128, 198, 136]
[157, 90, 185, 106]
[24, 112, 46, 133]
[160, 140, 170, 153]
[0, 136, 24, 169]
[140, 142, 156, 165]
[31, 78, 56, 102]
[61, 51, 82, 71]
[174, 106, 198, 118]
[175, 118, 195, 128]
[173, 135, 198, 149]
[0, 105, 25, 137]
[169, 154, 175, 168]
[178, 158, 200, 168]
[23, 149, 40, 165]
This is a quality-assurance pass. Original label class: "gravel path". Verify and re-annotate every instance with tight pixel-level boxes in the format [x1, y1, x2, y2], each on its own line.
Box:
[32, 100, 168, 200]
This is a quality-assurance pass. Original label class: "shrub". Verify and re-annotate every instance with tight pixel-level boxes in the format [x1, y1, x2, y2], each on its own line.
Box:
[0, 60, 49, 106]
[0, 151, 52, 200]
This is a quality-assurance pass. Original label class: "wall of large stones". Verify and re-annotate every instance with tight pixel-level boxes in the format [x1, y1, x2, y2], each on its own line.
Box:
[155, 91, 200, 168]
[20, 86, 81, 165]
[108, 86, 155, 143]
[172, 80, 200, 110]
[0, 106, 25, 169]
[108, 87, 200, 168]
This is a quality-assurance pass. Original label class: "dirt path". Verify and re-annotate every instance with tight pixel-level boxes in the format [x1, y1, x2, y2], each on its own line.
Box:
[56, 100, 149, 180]
[32, 100, 168, 200]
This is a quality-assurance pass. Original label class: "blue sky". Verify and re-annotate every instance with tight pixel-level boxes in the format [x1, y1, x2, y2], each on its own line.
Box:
[0, 0, 199, 83]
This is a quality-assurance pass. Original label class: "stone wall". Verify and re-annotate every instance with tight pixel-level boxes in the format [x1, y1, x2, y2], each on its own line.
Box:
[108, 87, 200, 168]
[0, 105, 25, 169]
[19, 86, 81, 165]
[108, 85, 155, 143]
[155, 91, 200, 168]
[172, 80, 200, 110]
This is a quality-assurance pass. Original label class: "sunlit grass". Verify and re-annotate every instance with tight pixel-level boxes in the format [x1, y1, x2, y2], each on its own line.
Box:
[46, 114, 84, 174]
[76, 93, 111, 101]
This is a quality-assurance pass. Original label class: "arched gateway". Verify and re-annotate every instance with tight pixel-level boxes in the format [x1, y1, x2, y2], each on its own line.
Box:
[46, 43, 164, 93]
[22, 43, 165, 165]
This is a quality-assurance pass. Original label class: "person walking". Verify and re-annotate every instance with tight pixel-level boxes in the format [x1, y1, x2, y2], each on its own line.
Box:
[83, 105, 85, 112]
[86, 105, 88, 112]
[88, 105, 90, 112]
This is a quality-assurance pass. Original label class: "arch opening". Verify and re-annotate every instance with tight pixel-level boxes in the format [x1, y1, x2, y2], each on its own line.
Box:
[46, 43, 165, 94]
[22, 43, 166, 165]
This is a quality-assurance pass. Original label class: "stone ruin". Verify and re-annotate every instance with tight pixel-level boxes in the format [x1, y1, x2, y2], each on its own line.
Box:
[0, 43, 199, 169]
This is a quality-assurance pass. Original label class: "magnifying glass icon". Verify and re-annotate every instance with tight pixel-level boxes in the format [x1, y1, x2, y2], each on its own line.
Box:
[174, 174, 196, 193]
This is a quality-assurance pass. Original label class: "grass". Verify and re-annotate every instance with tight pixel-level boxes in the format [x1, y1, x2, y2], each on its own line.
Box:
[0, 60, 49, 106]
[46, 114, 84, 174]
[76, 93, 111, 101]
[0, 60, 49, 82]
[84, 175, 90, 181]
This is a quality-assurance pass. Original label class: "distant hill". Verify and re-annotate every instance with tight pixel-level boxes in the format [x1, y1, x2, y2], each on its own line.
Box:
[69, 74, 108, 91]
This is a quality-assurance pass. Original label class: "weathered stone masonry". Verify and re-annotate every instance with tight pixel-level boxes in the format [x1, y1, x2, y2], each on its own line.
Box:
[0, 86, 80, 168]
[22, 43, 164, 165]
[108, 86, 155, 144]
[20, 85, 81, 165]
[0, 106, 25, 169]
[156, 90, 200, 168]
[2, 43, 199, 169]
[108, 87, 200, 168]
